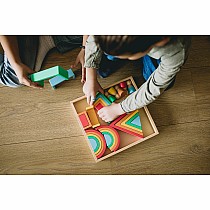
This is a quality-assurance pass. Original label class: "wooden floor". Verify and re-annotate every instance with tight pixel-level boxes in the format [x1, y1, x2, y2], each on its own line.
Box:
[0, 36, 209, 174]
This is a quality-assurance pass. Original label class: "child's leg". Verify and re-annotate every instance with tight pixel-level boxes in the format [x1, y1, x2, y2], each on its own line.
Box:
[0, 54, 22, 87]
[97, 53, 127, 78]
[34, 35, 83, 72]
[34, 36, 56, 72]
[0, 36, 39, 87]
[52, 36, 83, 54]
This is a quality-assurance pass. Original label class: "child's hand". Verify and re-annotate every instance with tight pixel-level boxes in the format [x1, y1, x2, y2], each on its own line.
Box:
[98, 103, 125, 122]
[71, 48, 86, 83]
[13, 63, 42, 89]
[83, 79, 104, 105]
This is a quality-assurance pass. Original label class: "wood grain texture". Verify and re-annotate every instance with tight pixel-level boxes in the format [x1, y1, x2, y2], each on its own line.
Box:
[0, 36, 210, 174]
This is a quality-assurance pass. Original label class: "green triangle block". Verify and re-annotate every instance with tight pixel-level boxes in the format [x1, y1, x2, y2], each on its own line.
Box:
[125, 112, 142, 130]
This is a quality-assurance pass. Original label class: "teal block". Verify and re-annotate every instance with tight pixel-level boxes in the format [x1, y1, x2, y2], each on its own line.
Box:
[128, 86, 135, 94]
[49, 68, 75, 89]
[95, 92, 112, 105]
[67, 69, 75, 79]
[29, 66, 68, 82]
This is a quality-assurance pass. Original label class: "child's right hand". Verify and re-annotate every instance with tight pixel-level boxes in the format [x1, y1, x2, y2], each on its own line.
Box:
[13, 63, 42, 89]
[71, 48, 86, 83]
[83, 79, 104, 105]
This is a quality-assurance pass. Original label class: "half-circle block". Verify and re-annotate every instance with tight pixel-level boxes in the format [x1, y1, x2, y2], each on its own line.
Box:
[96, 126, 120, 152]
[86, 129, 106, 159]
[110, 110, 143, 138]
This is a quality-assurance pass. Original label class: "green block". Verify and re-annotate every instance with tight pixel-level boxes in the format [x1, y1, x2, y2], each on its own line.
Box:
[29, 66, 68, 82]
[95, 92, 112, 105]
[37, 80, 44, 87]
[125, 112, 142, 130]
[108, 95, 116, 103]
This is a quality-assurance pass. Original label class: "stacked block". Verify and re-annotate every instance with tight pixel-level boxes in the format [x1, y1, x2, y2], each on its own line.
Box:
[86, 129, 107, 159]
[96, 126, 120, 152]
[110, 110, 143, 138]
[29, 66, 75, 88]
[93, 92, 112, 111]
[49, 68, 75, 89]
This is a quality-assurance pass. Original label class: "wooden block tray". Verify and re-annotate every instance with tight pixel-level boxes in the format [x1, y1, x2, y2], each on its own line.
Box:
[70, 76, 159, 162]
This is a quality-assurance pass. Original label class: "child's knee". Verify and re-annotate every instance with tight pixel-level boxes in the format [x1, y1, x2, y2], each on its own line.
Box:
[0, 79, 23, 88]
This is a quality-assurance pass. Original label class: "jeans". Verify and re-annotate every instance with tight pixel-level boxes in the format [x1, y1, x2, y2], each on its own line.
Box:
[142, 55, 175, 91]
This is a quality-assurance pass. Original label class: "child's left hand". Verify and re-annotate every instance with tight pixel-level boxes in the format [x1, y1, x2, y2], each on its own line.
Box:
[97, 103, 125, 122]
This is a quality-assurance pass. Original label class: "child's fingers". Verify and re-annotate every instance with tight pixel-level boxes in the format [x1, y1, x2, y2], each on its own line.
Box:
[89, 94, 96, 106]
[27, 68, 35, 74]
[86, 95, 90, 105]
[22, 78, 42, 89]
[73, 56, 80, 68]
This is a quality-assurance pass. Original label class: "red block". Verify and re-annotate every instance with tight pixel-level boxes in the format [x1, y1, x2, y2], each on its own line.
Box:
[78, 111, 92, 129]
[95, 103, 104, 111]
[120, 81, 127, 89]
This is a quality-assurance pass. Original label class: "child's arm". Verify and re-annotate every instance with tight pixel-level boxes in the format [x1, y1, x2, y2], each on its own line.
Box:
[0, 35, 41, 88]
[71, 35, 89, 83]
[98, 38, 190, 122]
[83, 35, 104, 105]
[83, 67, 104, 105]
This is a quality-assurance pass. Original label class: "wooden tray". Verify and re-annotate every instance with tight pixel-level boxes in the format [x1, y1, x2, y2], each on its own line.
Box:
[70, 76, 159, 162]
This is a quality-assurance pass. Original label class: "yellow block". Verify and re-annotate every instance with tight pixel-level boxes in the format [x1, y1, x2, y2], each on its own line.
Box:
[86, 106, 100, 128]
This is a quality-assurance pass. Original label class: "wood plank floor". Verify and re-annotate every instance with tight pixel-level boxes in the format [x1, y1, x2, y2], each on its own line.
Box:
[0, 36, 209, 174]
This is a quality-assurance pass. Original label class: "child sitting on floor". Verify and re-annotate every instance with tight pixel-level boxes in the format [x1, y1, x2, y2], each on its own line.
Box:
[0, 35, 86, 88]
[83, 35, 191, 122]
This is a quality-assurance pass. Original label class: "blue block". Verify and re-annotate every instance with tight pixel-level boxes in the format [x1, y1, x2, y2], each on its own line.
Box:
[49, 68, 75, 89]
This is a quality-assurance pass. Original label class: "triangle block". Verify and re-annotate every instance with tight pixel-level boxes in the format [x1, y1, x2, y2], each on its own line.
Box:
[110, 110, 143, 138]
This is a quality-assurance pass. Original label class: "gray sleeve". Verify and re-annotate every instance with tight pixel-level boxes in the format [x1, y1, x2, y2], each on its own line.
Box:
[120, 41, 186, 113]
[84, 35, 103, 69]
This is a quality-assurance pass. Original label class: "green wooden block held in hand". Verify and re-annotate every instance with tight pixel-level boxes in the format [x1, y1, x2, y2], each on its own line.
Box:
[29, 66, 69, 86]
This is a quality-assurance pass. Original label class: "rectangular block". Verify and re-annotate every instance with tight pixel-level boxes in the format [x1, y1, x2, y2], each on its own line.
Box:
[30, 66, 68, 82]
[49, 68, 75, 89]
[78, 111, 92, 129]
[86, 106, 100, 128]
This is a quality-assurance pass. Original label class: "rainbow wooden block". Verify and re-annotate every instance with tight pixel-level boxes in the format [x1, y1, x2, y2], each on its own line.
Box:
[29, 66, 68, 87]
[49, 68, 75, 89]
[78, 111, 92, 129]
[86, 106, 100, 128]
[93, 92, 112, 111]
[86, 129, 106, 159]
[110, 110, 144, 138]
[96, 126, 120, 152]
